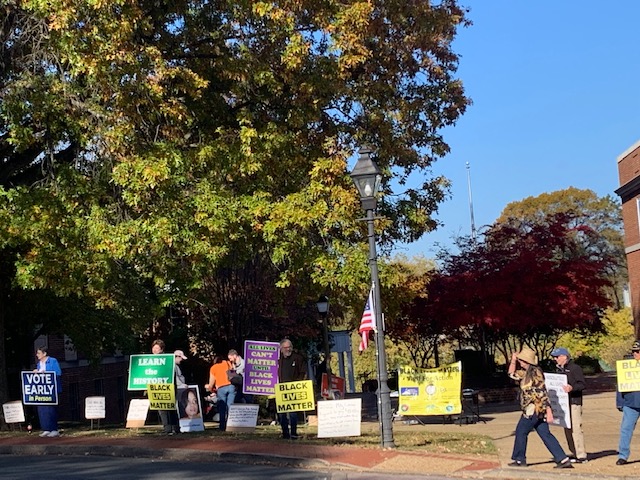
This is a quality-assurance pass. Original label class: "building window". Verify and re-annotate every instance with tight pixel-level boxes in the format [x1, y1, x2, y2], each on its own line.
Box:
[94, 379, 104, 396]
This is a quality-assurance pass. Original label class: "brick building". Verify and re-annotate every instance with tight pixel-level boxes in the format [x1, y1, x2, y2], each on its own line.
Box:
[615, 139, 640, 339]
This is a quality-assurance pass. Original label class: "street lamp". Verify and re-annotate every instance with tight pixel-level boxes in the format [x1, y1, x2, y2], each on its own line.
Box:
[349, 145, 395, 449]
[316, 294, 333, 399]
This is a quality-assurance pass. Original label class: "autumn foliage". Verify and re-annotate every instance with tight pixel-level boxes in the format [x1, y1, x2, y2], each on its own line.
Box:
[396, 213, 613, 364]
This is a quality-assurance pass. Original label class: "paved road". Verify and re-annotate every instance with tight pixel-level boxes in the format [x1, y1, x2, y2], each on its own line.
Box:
[1, 456, 449, 480]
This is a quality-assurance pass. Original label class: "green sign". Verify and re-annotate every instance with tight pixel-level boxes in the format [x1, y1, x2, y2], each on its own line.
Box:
[128, 354, 175, 391]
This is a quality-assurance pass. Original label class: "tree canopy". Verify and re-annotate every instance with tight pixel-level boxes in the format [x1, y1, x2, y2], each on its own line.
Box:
[0, 1, 471, 402]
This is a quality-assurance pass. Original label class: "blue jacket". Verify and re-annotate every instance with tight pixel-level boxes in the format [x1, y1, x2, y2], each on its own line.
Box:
[42, 357, 62, 393]
[616, 390, 640, 410]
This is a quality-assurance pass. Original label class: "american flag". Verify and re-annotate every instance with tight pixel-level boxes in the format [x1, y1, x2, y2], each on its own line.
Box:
[358, 287, 376, 352]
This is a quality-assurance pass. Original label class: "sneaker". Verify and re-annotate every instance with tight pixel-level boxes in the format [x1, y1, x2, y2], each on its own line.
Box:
[39, 431, 50, 437]
[570, 457, 588, 464]
[507, 461, 527, 467]
[616, 458, 628, 465]
[46, 430, 60, 437]
[554, 459, 574, 469]
[290, 434, 299, 440]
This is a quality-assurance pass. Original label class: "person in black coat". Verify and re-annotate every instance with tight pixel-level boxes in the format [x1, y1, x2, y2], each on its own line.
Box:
[277, 338, 306, 439]
[551, 347, 587, 463]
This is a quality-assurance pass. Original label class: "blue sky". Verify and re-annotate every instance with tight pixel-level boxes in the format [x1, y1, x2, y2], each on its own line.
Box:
[397, 1, 640, 257]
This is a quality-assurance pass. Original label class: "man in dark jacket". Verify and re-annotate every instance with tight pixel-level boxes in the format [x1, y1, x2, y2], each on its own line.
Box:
[277, 338, 306, 439]
[616, 340, 640, 465]
[552, 346, 587, 463]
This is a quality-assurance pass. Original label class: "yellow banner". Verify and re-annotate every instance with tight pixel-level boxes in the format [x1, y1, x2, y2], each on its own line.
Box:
[398, 362, 462, 416]
[275, 380, 315, 413]
[147, 383, 176, 410]
[616, 359, 640, 392]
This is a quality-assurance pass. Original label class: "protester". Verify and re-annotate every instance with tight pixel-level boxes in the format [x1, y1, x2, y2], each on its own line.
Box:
[151, 339, 179, 435]
[206, 354, 236, 431]
[507, 347, 573, 469]
[34, 346, 62, 438]
[277, 338, 306, 439]
[615, 340, 640, 465]
[174, 350, 187, 388]
[228, 348, 246, 402]
[551, 346, 587, 463]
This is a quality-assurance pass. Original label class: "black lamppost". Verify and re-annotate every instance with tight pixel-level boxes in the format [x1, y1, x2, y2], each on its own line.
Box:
[349, 145, 395, 448]
[316, 294, 332, 399]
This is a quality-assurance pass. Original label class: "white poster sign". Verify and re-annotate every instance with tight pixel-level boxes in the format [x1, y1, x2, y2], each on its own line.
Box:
[177, 385, 205, 432]
[544, 372, 571, 429]
[317, 398, 362, 438]
[85, 396, 106, 420]
[3, 400, 26, 424]
[226, 404, 260, 432]
[126, 398, 150, 428]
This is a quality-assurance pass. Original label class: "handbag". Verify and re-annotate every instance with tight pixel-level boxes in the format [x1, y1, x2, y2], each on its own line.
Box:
[226, 361, 243, 387]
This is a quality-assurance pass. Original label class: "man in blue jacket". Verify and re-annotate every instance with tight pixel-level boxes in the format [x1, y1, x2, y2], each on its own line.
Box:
[616, 340, 640, 465]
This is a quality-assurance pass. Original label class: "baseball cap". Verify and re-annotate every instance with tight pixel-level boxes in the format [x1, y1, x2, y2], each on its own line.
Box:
[632, 341, 640, 352]
[551, 347, 570, 357]
[174, 350, 187, 359]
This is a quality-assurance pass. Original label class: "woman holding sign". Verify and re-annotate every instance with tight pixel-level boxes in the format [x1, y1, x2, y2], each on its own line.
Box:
[34, 346, 62, 438]
[507, 347, 573, 469]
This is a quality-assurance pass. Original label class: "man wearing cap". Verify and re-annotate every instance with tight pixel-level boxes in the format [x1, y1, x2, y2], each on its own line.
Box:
[551, 346, 587, 463]
[615, 340, 640, 465]
[174, 350, 188, 388]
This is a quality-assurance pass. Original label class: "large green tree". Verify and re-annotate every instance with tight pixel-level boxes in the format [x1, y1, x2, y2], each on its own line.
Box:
[0, 1, 471, 403]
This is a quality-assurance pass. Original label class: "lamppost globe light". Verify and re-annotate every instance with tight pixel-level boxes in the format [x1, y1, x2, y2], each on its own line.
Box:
[349, 144, 396, 449]
[350, 146, 382, 211]
[316, 295, 329, 314]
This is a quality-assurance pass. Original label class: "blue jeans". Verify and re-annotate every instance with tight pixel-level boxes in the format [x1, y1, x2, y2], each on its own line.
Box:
[618, 405, 640, 460]
[216, 384, 236, 431]
[512, 413, 567, 463]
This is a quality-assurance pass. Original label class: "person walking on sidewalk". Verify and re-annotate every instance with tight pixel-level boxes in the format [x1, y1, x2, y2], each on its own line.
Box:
[551, 346, 588, 463]
[34, 346, 62, 438]
[277, 338, 306, 440]
[615, 340, 640, 466]
[507, 347, 573, 469]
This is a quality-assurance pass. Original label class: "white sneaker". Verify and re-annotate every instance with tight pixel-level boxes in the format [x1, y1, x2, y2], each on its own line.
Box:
[46, 430, 60, 437]
[39, 431, 50, 437]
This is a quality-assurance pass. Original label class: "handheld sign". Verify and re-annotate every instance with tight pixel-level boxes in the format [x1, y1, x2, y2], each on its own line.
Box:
[617, 359, 640, 392]
[147, 383, 176, 410]
[128, 354, 175, 391]
[544, 373, 571, 429]
[275, 380, 315, 413]
[243, 341, 280, 396]
[22, 371, 58, 405]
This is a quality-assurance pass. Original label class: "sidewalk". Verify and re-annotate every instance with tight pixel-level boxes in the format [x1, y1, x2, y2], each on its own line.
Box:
[1, 391, 639, 479]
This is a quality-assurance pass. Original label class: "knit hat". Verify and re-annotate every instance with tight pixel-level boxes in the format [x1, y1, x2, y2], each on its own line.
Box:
[516, 347, 538, 366]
